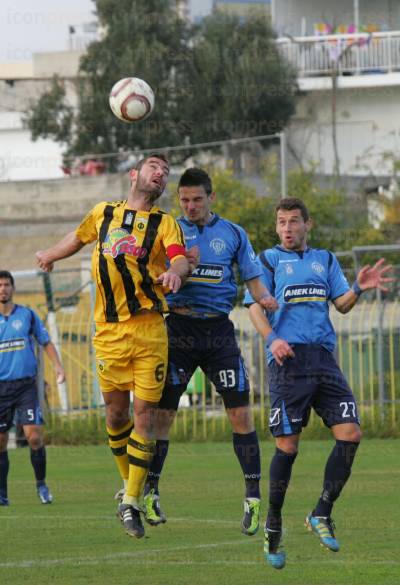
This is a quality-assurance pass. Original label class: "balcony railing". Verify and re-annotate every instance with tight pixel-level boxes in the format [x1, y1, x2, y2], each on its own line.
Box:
[276, 31, 400, 77]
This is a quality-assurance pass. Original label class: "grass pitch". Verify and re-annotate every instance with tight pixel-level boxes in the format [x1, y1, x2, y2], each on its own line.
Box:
[0, 440, 399, 585]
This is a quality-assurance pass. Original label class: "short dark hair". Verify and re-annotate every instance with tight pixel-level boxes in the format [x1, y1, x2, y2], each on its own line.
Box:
[0, 270, 14, 286]
[178, 167, 213, 195]
[276, 197, 310, 222]
[136, 153, 169, 172]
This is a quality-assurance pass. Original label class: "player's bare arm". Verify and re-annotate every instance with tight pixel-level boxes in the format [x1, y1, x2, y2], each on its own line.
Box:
[36, 231, 85, 272]
[43, 342, 66, 384]
[248, 303, 294, 366]
[246, 277, 279, 312]
[157, 256, 190, 293]
[333, 258, 394, 314]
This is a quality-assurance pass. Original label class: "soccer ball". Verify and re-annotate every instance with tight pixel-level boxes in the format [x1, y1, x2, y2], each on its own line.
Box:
[109, 77, 155, 123]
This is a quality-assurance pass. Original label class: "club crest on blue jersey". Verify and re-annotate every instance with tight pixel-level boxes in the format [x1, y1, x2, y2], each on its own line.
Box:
[311, 261, 325, 273]
[283, 284, 327, 303]
[188, 264, 224, 283]
[12, 320, 23, 331]
[209, 238, 226, 255]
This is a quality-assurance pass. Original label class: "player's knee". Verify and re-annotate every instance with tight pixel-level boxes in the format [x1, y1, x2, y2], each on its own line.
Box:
[27, 433, 43, 450]
[155, 409, 176, 437]
[106, 408, 130, 430]
[226, 406, 253, 433]
[333, 424, 362, 444]
[275, 436, 299, 456]
[347, 426, 362, 443]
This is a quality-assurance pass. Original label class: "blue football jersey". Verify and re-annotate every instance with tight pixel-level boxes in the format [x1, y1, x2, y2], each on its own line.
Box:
[243, 245, 350, 361]
[168, 214, 262, 315]
[0, 305, 50, 381]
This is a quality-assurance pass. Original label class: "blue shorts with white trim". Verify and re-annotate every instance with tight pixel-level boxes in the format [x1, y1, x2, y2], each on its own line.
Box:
[267, 345, 359, 437]
[159, 312, 250, 410]
[0, 377, 43, 431]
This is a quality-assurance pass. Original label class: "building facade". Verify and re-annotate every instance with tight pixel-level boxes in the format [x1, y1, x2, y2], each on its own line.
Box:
[213, 0, 271, 18]
[273, 0, 400, 181]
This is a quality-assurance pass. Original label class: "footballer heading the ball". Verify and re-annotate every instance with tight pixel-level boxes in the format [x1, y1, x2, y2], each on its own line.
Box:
[109, 77, 155, 123]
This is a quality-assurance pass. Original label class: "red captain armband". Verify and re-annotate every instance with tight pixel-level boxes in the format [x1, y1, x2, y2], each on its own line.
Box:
[166, 244, 186, 260]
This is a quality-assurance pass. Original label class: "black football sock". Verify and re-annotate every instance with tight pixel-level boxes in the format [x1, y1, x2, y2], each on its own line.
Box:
[266, 447, 298, 531]
[232, 431, 261, 499]
[144, 439, 169, 495]
[0, 451, 9, 498]
[30, 446, 46, 484]
[314, 440, 359, 518]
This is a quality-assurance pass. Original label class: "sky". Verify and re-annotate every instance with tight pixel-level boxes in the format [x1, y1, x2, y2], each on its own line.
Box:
[0, 0, 213, 64]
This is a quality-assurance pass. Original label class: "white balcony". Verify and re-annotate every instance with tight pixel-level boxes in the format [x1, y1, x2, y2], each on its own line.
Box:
[277, 31, 400, 90]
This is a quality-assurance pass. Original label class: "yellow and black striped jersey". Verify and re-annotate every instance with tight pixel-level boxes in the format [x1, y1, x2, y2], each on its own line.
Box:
[76, 201, 185, 323]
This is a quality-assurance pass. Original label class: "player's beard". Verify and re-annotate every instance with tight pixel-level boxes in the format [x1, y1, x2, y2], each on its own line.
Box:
[136, 175, 163, 202]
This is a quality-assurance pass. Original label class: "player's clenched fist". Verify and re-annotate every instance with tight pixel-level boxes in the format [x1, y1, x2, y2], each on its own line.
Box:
[35, 251, 54, 272]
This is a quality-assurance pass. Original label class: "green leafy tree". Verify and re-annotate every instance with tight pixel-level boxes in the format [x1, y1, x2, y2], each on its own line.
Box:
[25, 0, 189, 166]
[181, 12, 297, 144]
[24, 76, 73, 145]
[24, 4, 297, 166]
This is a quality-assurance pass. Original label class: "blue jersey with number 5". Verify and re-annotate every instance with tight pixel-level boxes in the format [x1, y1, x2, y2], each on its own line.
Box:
[0, 305, 50, 381]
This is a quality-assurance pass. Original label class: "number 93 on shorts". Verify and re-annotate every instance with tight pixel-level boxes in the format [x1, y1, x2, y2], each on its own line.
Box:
[93, 312, 168, 402]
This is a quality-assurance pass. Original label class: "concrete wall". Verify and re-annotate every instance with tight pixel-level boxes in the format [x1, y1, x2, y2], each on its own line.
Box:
[287, 84, 400, 176]
[0, 174, 128, 271]
[0, 172, 130, 222]
[32, 51, 84, 78]
[0, 172, 175, 271]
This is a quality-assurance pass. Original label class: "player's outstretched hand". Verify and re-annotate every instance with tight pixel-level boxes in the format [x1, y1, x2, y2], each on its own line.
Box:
[186, 245, 200, 273]
[270, 338, 295, 366]
[357, 258, 394, 292]
[157, 271, 182, 293]
[36, 251, 54, 273]
[259, 293, 279, 312]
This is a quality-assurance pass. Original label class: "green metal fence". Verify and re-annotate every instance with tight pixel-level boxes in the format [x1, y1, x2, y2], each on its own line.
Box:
[12, 270, 400, 441]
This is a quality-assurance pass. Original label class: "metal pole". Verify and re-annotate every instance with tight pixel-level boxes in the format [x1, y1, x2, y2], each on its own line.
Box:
[41, 273, 69, 412]
[270, 0, 276, 29]
[36, 345, 47, 419]
[354, 0, 360, 32]
[376, 288, 385, 423]
[280, 131, 287, 198]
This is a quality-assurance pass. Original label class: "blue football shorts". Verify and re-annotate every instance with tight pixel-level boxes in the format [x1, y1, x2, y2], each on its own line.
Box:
[159, 312, 250, 410]
[0, 377, 43, 432]
[267, 344, 360, 437]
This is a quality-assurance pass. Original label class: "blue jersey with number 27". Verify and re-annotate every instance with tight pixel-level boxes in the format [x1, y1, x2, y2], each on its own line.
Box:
[167, 214, 262, 315]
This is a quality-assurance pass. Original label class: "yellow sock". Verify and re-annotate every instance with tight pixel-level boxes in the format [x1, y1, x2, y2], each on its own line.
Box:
[125, 431, 155, 500]
[107, 419, 133, 481]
